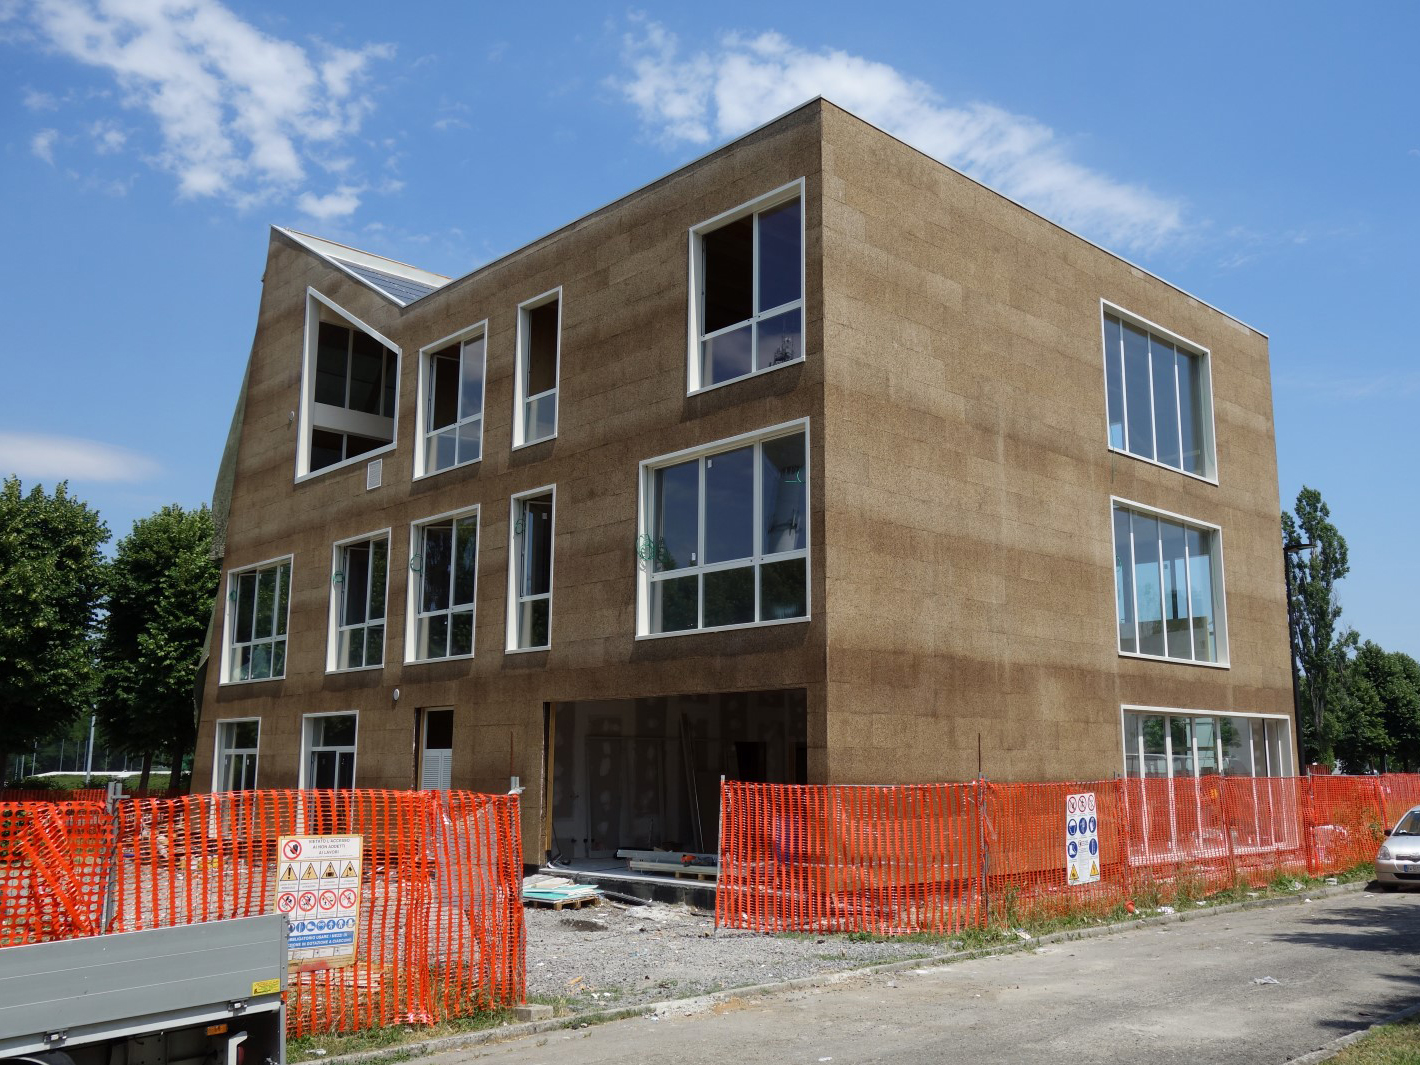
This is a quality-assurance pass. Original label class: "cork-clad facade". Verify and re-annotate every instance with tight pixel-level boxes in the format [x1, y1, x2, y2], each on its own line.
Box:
[194, 99, 1295, 862]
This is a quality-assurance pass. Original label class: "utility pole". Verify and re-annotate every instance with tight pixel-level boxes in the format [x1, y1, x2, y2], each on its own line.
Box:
[85, 710, 97, 785]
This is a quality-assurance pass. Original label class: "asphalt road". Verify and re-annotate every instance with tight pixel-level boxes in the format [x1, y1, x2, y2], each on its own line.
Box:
[424, 889, 1420, 1065]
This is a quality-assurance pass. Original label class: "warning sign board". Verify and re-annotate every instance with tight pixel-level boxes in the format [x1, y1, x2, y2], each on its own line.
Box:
[1065, 792, 1100, 886]
[275, 834, 362, 967]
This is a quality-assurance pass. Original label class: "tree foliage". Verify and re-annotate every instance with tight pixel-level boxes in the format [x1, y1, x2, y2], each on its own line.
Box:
[97, 504, 218, 791]
[0, 477, 109, 779]
[1334, 642, 1420, 773]
[1282, 486, 1357, 763]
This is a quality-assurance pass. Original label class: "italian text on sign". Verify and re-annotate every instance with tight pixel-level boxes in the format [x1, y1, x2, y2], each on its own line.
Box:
[275, 834, 363, 967]
[1065, 791, 1100, 886]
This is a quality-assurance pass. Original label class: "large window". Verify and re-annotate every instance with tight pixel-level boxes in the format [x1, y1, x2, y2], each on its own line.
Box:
[299, 292, 400, 477]
[302, 713, 356, 789]
[1112, 501, 1226, 665]
[690, 182, 804, 392]
[639, 423, 809, 636]
[1102, 307, 1215, 479]
[223, 557, 292, 682]
[409, 508, 479, 661]
[214, 719, 259, 791]
[507, 488, 554, 651]
[1123, 710, 1291, 779]
[330, 534, 388, 671]
[419, 325, 486, 475]
[514, 290, 560, 447]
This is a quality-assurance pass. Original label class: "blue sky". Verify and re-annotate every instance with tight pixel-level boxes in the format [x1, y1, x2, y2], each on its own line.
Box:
[1, 2, 1416, 656]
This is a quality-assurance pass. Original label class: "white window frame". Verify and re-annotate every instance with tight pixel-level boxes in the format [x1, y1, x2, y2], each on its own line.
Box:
[327, 529, 390, 673]
[1111, 496, 1229, 668]
[212, 718, 260, 792]
[299, 711, 358, 790]
[687, 179, 806, 395]
[1100, 300, 1218, 484]
[415, 321, 488, 478]
[296, 288, 401, 482]
[406, 505, 480, 663]
[220, 554, 293, 684]
[506, 485, 556, 652]
[512, 288, 561, 449]
[636, 418, 811, 639]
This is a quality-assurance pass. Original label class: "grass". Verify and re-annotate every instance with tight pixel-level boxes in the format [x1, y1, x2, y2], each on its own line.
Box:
[1326, 1017, 1420, 1064]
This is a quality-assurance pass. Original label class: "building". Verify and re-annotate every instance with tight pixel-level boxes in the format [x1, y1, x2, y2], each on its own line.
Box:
[194, 98, 1296, 862]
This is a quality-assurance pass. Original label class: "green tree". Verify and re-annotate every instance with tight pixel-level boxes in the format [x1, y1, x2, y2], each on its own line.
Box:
[1335, 642, 1420, 773]
[97, 505, 218, 792]
[0, 477, 109, 781]
[1282, 486, 1357, 764]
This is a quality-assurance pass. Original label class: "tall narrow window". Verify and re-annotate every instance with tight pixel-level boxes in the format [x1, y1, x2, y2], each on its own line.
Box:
[514, 291, 560, 447]
[331, 535, 388, 670]
[1112, 501, 1226, 664]
[214, 719, 259, 791]
[640, 424, 809, 635]
[419, 708, 453, 790]
[410, 509, 478, 660]
[224, 557, 291, 682]
[303, 713, 356, 789]
[508, 488, 554, 650]
[1102, 309, 1214, 478]
[691, 184, 804, 392]
[301, 293, 400, 476]
[421, 327, 486, 474]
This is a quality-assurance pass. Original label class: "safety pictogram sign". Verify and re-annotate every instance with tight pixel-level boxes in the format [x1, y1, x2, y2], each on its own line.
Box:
[275, 834, 363, 967]
[1065, 791, 1100, 886]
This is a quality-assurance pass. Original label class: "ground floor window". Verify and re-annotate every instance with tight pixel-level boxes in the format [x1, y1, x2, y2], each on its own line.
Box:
[419, 708, 453, 790]
[303, 713, 357, 789]
[214, 719, 259, 791]
[1122, 709, 1292, 779]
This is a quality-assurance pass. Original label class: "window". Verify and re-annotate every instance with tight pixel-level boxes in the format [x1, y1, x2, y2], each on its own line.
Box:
[419, 708, 453, 790]
[1112, 501, 1226, 665]
[223, 557, 292, 682]
[409, 508, 478, 661]
[514, 290, 560, 447]
[299, 291, 400, 477]
[1123, 710, 1290, 779]
[638, 423, 809, 636]
[1102, 307, 1215, 479]
[419, 325, 486, 475]
[690, 182, 804, 392]
[507, 488, 554, 651]
[214, 719, 259, 791]
[302, 713, 356, 789]
[330, 534, 388, 671]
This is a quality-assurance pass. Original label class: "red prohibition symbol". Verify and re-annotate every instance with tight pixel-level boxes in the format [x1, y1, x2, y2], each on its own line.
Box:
[339, 888, 357, 908]
[298, 891, 316, 910]
[282, 840, 302, 860]
[319, 890, 337, 910]
[277, 893, 296, 913]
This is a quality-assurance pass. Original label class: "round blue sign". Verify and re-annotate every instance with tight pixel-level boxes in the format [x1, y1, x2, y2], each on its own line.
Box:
[1067, 841, 1078, 858]
[1089, 816, 1097, 833]
[1089, 838, 1098, 856]
[1067, 819, 1077, 836]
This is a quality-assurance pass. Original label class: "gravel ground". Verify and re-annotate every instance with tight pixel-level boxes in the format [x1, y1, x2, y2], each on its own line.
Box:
[524, 897, 955, 1011]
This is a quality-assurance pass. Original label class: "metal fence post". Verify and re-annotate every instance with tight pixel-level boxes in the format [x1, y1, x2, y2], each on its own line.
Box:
[100, 779, 124, 932]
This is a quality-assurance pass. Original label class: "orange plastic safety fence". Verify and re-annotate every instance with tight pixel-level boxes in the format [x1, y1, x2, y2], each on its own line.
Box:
[0, 791, 524, 1038]
[0, 801, 111, 943]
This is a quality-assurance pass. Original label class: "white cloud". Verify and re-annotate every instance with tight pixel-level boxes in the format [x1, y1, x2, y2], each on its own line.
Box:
[30, 126, 57, 161]
[23, 86, 58, 109]
[617, 21, 1183, 252]
[0, 431, 161, 483]
[19, 0, 393, 211]
[297, 184, 362, 220]
[89, 118, 124, 152]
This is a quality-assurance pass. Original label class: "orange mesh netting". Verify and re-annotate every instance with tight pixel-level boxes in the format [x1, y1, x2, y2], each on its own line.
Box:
[0, 790, 524, 1037]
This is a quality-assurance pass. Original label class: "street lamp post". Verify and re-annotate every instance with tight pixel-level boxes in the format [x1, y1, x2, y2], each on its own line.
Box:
[1283, 541, 1315, 773]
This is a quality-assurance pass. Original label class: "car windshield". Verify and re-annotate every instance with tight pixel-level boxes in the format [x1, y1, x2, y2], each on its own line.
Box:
[1392, 810, 1420, 836]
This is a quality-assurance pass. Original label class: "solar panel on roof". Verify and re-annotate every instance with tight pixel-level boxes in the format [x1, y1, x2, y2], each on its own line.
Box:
[331, 258, 441, 304]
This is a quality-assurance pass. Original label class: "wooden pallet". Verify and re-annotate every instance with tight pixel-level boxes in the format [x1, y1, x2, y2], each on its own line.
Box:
[522, 891, 601, 910]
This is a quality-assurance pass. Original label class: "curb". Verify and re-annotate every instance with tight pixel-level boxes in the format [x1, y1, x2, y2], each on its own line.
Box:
[1284, 1000, 1420, 1065]
[314, 880, 1373, 1065]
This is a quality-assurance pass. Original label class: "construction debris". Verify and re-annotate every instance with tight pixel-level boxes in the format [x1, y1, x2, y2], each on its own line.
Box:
[522, 874, 602, 910]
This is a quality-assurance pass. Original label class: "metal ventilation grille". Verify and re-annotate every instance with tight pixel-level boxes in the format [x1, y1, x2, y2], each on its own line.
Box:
[366, 458, 383, 491]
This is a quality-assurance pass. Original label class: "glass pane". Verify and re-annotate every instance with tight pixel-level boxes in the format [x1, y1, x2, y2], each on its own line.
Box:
[321, 714, 357, 747]
[1170, 716, 1194, 778]
[348, 331, 385, 414]
[1161, 519, 1191, 660]
[703, 566, 754, 628]
[1142, 715, 1167, 778]
[315, 323, 349, 406]
[1151, 335, 1181, 468]
[1178, 350, 1206, 476]
[420, 614, 449, 659]
[702, 214, 753, 333]
[1264, 720, 1286, 776]
[449, 610, 473, 656]
[1113, 507, 1136, 653]
[1195, 717, 1219, 775]
[364, 623, 383, 666]
[250, 642, 272, 681]
[272, 639, 286, 677]
[525, 301, 559, 396]
[519, 597, 550, 648]
[235, 572, 256, 643]
[520, 497, 553, 597]
[524, 390, 557, 443]
[761, 433, 807, 555]
[236, 645, 251, 682]
[1221, 717, 1252, 776]
[368, 539, 387, 620]
[653, 461, 699, 572]
[337, 750, 355, 789]
[757, 198, 801, 312]
[1123, 712, 1142, 778]
[457, 417, 482, 464]
[453, 517, 478, 606]
[382, 350, 398, 419]
[275, 564, 290, 636]
[759, 558, 807, 621]
[232, 721, 258, 748]
[342, 542, 370, 626]
[421, 523, 452, 613]
[1251, 719, 1269, 776]
[428, 428, 457, 473]
[345, 433, 385, 458]
[255, 566, 277, 639]
[425, 709, 454, 750]
[311, 750, 336, 790]
[1187, 527, 1217, 662]
[756, 307, 802, 371]
[461, 336, 486, 419]
[702, 323, 753, 386]
[1131, 512, 1164, 656]
[650, 575, 698, 633]
[1104, 315, 1125, 449]
[704, 447, 754, 564]
[429, 347, 459, 430]
[310, 429, 344, 471]
[1122, 321, 1153, 460]
[339, 627, 363, 670]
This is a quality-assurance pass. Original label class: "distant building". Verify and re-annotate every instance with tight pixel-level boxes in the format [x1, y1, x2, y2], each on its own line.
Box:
[194, 98, 1295, 861]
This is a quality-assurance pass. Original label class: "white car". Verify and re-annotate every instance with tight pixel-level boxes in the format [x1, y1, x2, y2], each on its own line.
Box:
[1375, 805, 1420, 890]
